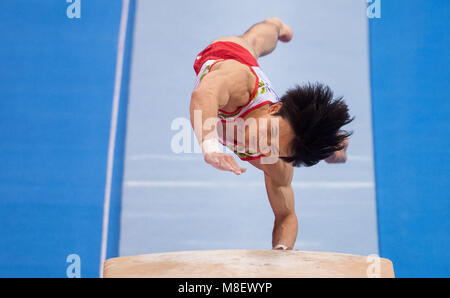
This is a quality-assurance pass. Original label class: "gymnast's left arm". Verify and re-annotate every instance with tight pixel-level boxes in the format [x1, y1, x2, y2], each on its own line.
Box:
[250, 159, 298, 250]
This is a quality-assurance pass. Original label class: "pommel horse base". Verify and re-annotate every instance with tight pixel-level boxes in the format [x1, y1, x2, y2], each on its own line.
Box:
[103, 250, 394, 278]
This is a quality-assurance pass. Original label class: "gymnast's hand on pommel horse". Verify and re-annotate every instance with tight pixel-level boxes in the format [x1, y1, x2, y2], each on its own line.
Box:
[189, 18, 353, 250]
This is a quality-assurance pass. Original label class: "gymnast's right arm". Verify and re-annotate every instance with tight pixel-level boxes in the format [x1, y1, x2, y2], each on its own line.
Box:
[189, 69, 247, 175]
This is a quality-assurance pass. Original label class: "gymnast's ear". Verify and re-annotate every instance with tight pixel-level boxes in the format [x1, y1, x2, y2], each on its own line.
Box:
[267, 102, 282, 114]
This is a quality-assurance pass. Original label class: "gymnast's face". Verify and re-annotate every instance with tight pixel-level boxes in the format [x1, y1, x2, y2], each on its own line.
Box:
[238, 103, 295, 159]
[218, 103, 294, 160]
[258, 103, 295, 159]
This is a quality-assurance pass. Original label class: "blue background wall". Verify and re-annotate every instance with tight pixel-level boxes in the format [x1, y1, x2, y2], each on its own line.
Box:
[0, 0, 135, 277]
[369, 0, 449, 277]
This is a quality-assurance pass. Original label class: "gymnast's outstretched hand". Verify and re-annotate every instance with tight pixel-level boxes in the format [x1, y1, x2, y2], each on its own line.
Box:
[203, 152, 247, 175]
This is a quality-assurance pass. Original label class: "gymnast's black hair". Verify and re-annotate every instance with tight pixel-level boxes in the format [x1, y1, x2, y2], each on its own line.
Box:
[273, 82, 354, 167]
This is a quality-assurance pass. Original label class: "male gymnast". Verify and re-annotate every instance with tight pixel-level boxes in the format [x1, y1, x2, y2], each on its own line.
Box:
[190, 18, 353, 250]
